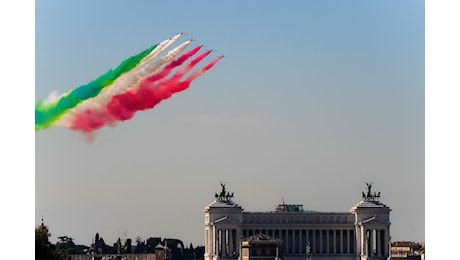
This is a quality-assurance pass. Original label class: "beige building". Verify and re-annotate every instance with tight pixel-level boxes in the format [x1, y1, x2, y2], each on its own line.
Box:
[390, 241, 424, 260]
[204, 183, 391, 260]
[241, 234, 281, 260]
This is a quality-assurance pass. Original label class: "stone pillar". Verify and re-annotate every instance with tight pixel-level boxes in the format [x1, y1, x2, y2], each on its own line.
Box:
[299, 229, 302, 254]
[220, 229, 227, 256]
[383, 229, 389, 257]
[319, 230, 323, 254]
[351, 229, 355, 254]
[312, 230, 316, 255]
[228, 229, 232, 256]
[347, 230, 356, 254]
[339, 230, 343, 254]
[225, 229, 228, 255]
[212, 226, 216, 256]
[364, 229, 368, 257]
[301, 229, 304, 254]
[221, 229, 225, 256]
[286, 229, 291, 254]
[218, 229, 222, 256]
[216, 228, 219, 256]
[343, 230, 347, 254]
[226, 229, 230, 256]
[385, 228, 390, 258]
[370, 229, 374, 256]
[228, 229, 231, 256]
[333, 229, 337, 254]
[223, 229, 226, 256]
[234, 229, 238, 256]
[379, 229, 385, 257]
[230, 229, 233, 256]
[295, 229, 299, 254]
[208, 227, 212, 256]
[293, 229, 296, 254]
[283, 229, 287, 254]
[355, 226, 361, 257]
[236, 228, 242, 257]
[366, 229, 370, 257]
[376, 229, 381, 256]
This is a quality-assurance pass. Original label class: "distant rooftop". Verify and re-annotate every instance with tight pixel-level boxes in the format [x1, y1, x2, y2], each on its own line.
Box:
[275, 202, 304, 212]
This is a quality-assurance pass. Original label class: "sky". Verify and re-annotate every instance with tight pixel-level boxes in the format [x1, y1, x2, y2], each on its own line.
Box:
[8, 0, 460, 256]
[32, 0, 429, 248]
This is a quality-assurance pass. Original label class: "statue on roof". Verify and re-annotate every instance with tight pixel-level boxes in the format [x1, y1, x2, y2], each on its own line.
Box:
[220, 182, 226, 197]
[365, 182, 373, 197]
[216, 182, 234, 202]
[363, 182, 381, 202]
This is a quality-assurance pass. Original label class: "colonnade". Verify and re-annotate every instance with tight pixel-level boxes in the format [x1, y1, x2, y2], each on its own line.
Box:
[212, 228, 240, 257]
[241, 228, 355, 256]
[361, 228, 388, 257]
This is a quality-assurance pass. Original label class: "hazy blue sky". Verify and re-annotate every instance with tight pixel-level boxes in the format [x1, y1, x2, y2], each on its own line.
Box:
[33, 0, 427, 248]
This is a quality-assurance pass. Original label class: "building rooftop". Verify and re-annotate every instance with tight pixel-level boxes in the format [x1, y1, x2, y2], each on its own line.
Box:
[206, 199, 241, 209]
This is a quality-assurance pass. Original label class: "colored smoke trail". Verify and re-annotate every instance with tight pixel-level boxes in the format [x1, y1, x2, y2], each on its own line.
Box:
[98, 33, 185, 97]
[65, 45, 203, 132]
[107, 49, 213, 116]
[55, 34, 187, 128]
[35, 33, 223, 140]
[69, 51, 222, 135]
[98, 39, 192, 99]
[35, 43, 158, 131]
[183, 55, 223, 84]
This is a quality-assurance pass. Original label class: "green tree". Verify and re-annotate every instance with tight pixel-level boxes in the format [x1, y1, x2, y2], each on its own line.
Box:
[135, 236, 146, 253]
[56, 236, 76, 254]
[124, 238, 132, 254]
[56, 235, 89, 255]
[35, 224, 69, 260]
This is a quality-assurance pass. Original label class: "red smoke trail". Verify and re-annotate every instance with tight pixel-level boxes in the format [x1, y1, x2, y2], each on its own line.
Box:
[168, 55, 223, 94]
[101, 48, 204, 123]
[183, 55, 223, 84]
[104, 50, 213, 122]
[70, 50, 221, 135]
[163, 50, 212, 85]
[70, 109, 106, 134]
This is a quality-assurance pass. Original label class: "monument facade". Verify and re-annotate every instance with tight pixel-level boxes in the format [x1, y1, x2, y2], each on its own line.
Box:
[204, 183, 391, 260]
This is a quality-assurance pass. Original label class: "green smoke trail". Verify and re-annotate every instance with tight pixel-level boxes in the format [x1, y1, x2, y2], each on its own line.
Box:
[35, 44, 158, 131]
